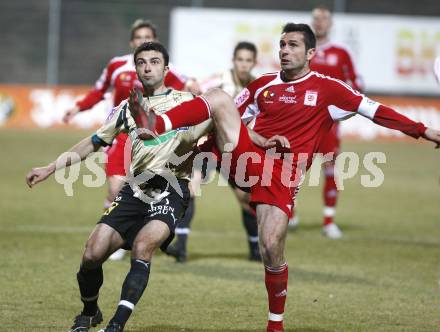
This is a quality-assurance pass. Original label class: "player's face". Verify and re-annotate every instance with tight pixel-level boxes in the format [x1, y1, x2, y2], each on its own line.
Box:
[233, 49, 256, 81]
[130, 27, 157, 49]
[311, 8, 332, 38]
[135, 50, 169, 89]
[279, 32, 315, 73]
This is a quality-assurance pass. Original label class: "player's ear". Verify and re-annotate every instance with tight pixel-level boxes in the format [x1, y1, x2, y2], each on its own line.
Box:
[164, 65, 169, 75]
[306, 47, 316, 61]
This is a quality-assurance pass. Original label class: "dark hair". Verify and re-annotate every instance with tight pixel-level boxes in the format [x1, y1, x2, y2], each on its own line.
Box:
[133, 42, 169, 66]
[233, 41, 258, 58]
[130, 19, 157, 40]
[282, 23, 316, 51]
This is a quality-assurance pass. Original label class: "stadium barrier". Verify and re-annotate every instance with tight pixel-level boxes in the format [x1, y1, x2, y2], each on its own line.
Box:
[1, 84, 440, 140]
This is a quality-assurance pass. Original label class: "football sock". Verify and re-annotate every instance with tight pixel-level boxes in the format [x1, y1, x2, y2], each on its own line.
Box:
[323, 166, 337, 226]
[242, 209, 259, 255]
[265, 263, 288, 331]
[111, 259, 151, 327]
[323, 207, 336, 226]
[155, 97, 211, 134]
[77, 265, 103, 316]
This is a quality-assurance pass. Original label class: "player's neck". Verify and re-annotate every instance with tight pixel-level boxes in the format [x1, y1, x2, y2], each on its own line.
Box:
[316, 36, 330, 47]
[233, 69, 252, 87]
[282, 66, 310, 81]
[143, 84, 168, 97]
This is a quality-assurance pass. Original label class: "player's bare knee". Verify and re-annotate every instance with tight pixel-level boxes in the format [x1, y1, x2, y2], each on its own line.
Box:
[131, 241, 157, 260]
[82, 246, 104, 268]
[204, 88, 234, 114]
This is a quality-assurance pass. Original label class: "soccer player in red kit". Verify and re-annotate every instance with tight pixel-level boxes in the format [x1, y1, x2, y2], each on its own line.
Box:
[63, 19, 198, 260]
[292, 5, 364, 238]
[128, 23, 440, 332]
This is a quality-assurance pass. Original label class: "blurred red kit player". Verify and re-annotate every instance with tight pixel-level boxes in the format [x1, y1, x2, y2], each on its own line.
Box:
[298, 5, 365, 238]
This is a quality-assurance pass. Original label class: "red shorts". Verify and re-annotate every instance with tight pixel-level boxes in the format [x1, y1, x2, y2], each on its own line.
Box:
[226, 123, 298, 218]
[318, 122, 340, 155]
[105, 133, 130, 177]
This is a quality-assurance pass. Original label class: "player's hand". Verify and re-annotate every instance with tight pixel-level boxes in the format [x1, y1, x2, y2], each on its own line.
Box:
[26, 165, 54, 188]
[264, 135, 291, 153]
[63, 106, 80, 123]
[422, 128, 440, 149]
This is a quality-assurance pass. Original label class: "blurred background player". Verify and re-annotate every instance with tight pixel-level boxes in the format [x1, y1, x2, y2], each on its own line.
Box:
[166, 41, 261, 262]
[288, 5, 364, 238]
[63, 19, 200, 260]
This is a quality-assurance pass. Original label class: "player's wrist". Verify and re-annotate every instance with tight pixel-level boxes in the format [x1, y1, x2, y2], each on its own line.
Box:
[419, 124, 428, 139]
[47, 162, 56, 174]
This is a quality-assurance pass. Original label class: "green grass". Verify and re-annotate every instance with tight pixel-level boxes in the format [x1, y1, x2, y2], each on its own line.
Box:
[1, 128, 439, 331]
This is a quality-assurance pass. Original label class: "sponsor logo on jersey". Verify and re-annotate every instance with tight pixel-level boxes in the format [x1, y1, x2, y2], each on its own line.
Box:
[120, 73, 132, 81]
[106, 106, 119, 122]
[234, 88, 250, 108]
[304, 90, 318, 106]
[176, 126, 190, 132]
[279, 95, 297, 104]
[263, 90, 275, 103]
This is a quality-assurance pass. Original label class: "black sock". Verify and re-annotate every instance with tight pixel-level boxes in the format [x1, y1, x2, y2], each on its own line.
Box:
[77, 265, 103, 316]
[111, 259, 151, 327]
[241, 209, 259, 254]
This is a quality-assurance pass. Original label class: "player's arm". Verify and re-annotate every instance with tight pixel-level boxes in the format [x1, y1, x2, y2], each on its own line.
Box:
[165, 67, 201, 95]
[329, 82, 440, 147]
[63, 60, 115, 123]
[369, 103, 440, 146]
[25, 136, 101, 188]
[28, 101, 128, 188]
[341, 49, 363, 92]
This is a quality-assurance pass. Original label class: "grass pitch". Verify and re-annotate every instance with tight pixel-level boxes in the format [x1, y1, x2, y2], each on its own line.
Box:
[0, 128, 439, 331]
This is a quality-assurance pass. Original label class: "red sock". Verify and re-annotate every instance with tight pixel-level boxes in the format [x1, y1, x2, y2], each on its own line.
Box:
[265, 263, 288, 332]
[155, 96, 211, 134]
[323, 167, 337, 226]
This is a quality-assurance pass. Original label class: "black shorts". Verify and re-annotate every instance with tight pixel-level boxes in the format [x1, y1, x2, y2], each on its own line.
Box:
[98, 176, 190, 251]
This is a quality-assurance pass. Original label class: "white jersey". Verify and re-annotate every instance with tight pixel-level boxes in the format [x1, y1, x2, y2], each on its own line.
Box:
[200, 69, 255, 98]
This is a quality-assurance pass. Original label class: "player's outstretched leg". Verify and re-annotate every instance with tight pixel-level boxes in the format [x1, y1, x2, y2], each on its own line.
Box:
[132, 88, 242, 153]
[256, 204, 289, 332]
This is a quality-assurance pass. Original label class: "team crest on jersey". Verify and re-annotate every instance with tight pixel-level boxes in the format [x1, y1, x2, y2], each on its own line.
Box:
[304, 90, 318, 106]
[234, 88, 250, 108]
[326, 54, 338, 66]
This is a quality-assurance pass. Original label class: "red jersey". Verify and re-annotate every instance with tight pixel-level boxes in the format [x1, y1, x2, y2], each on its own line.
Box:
[236, 71, 426, 169]
[76, 54, 186, 111]
[310, 41, 362, 91]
